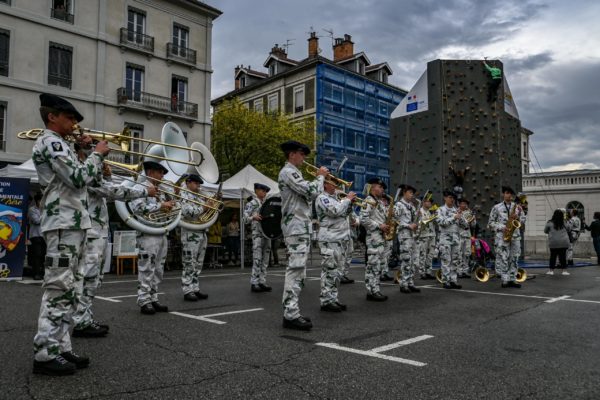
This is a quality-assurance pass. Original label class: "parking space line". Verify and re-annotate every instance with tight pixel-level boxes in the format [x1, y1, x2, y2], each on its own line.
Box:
[101, 272, 251, 285]
[315, 342, 427, 366]
[95, 292, 165, 302]
[413, 285, 553, 300]
[170, 307, 264, 325]
[95, 296, 123, 303]
[545, 295, 571, 303]
[369, 335, 434, 353]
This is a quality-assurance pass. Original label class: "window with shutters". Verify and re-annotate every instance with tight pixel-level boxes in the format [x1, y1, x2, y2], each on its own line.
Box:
[0, 29, 8, 76]
[48, 42, 72, 89]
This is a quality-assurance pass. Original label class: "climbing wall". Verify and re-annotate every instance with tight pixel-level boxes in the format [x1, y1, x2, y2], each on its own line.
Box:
[390, 59, 523, 234]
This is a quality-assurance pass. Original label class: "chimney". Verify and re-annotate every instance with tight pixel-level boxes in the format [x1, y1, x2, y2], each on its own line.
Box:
[308, 31, 319, 58]
[234, 65, 241, 90]
[333, 34, 354, 62]
[270, 44, 287, 59]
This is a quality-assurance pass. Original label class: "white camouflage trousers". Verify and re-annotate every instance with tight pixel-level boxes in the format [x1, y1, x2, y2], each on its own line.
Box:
[33, 229, 86, 362]
[181, 230, 207, 295]
[319, 241, 346, 306]
[365, 233, 386, 295]
[457, 236, 471, 274]
[342, 239, 354, 277]
[282, 234, 310, 320]
[416, 236, 435, 276]
[398, 235, 416, 288]
[250, 233, 271, 285]
[494, 237, 521, 283]
[439, 232, 460, 284]
[137, 234, 168, 307]
[72, 236, 107, 329]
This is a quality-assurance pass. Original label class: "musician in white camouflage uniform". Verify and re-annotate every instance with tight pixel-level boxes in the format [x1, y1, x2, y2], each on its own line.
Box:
[457, 198, 476, 279]
[180, 174, 211, 302]
[340, 211, 359, 284]
[415, 195, 437, 280]
[488, 186, 527, 288]
[360, 178, 390, 302]
[243, 183, 273, 293]
[315, 180, 356, 312]
[129, 161, 177, 314]
[437, 190, 463, 289]
[395, 184, 420, 294]
[72, 143, 153, 337]
[31, 93, 110, 375]
[278, 141, 327, 331]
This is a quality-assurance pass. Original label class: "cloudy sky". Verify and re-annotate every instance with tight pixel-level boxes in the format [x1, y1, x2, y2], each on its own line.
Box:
[209, 0, 600, 172]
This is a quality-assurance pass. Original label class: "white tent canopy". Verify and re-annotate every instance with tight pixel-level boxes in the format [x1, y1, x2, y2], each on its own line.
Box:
[221, 164, 279, 196]
[0, 159, 38, 182]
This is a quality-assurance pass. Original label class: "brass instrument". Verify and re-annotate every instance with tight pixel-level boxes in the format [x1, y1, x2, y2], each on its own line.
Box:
[503, 203, 522, 242]
[474, 266, 527, 283]
[303, 161, 352, 188]
[336, 191, 377, 209]
[461, 208, 476, 225]
[383, 194, 397, 241]
[17, 123, 204, 172]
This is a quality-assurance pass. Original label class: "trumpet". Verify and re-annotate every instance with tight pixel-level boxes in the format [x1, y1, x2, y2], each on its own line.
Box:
[303, 161, 352, 188]
[17, 123, 204, 170]
[108, 162, 224, 212]
[336, 191, 377, 209]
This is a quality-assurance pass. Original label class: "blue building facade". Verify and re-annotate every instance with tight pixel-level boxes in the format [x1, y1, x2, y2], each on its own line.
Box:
[315, 64, 405, 192]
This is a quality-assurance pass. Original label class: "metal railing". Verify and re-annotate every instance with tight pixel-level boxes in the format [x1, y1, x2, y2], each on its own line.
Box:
[48, 73, 72, 89]
[166, 43, 196, 65]
[50, 8, 74, 24]
[117, 87, 198, 119]
[120, 28, 154, 53]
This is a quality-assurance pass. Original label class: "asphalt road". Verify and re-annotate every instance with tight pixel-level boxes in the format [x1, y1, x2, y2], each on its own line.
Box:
[1, 262, 600, 400]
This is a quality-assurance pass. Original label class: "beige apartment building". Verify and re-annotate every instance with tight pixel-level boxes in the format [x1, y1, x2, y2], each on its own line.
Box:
[0, 0, 220, 166]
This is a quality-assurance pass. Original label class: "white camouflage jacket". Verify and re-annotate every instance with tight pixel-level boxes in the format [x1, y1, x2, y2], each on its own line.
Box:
[315, 192, 352, 242]
[180, 185, 206, 233]
[360, 195, 388, 237]
[395, 198, 416, 238]
[488, 201, 527, 240]
[32, 129, 104, 233]
[243, 197, 265, 236]
[437, 205, 461, 235]
[278, 162, 324, 237]
[416, 207, 436, 238]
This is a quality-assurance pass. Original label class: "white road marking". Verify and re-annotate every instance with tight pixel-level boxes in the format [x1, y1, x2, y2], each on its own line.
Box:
[102, 272, 251, 285]
[563, 298, 600, 304]
[95, 296, 122, 303]
[369, 335, 434, 353]
[545, 295, 571, 303]
[170, 307, 264, 325]
[315, 342, 427, 367]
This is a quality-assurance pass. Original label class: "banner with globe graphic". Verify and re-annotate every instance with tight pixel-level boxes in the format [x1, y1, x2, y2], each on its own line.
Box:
[0, 177, 30, 281]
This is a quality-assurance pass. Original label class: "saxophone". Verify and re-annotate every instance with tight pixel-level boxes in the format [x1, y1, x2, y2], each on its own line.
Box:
[503, 202, 522, 242]
[383, 195, 397, 241]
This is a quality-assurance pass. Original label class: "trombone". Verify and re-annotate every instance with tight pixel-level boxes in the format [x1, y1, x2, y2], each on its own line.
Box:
[336, 191, 377, 209]
[107, 162, 224, 212]
[303, 161, 353, 188]
[17, 124, 204, 168]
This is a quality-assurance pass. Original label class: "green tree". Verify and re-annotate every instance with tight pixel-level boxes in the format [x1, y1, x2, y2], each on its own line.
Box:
[211, 98, 315, 180]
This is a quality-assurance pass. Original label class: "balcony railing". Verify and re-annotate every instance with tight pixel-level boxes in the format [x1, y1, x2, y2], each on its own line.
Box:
[117, 88, 198, 119]
[119, 28, 154, 54]
[48, 73, 72, 89]
[166, 43, 196, 65]
[50, 8, 74, 24]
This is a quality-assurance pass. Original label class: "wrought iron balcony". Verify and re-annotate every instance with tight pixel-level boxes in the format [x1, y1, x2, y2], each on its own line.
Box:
[119, 28, 154, 54]
[166, 43, 197, 66]
[117, 87, 198, 120]
[48, 73, 72, 89]
[50, 8, 74, 24]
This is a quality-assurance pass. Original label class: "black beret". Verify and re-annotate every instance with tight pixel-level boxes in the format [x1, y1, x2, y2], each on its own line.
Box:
[280, 140, 310, 155]
[443, 190, 457, 199]
[185, 174, 204, 184]
[367, 177, 387, 190]
[142, 161, 168, 174]
[400, 184, 416, 193]
[254, 183, 271, 192]
[501, 186, 515, 195]
[39, 93, 84, 122]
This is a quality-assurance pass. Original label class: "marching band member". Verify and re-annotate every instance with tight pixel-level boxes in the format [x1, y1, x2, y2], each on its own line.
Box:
[488, 186, 527, 288]
[395, 184, 420, 293]
[566, 209, 581, 267]
[437, 190, 462, 289]
[315, 181, 356, 312]
[415, 195, 437, 280]
[243, 183, 273, 293]
[129, 161, 177, 314]
[279, 140, 327, 331]
[340, 210, 360, 284]
[32, 93, 110, 375]
[71, 143, 154, 337]
[180, 174, 211, 301]
[380, 191, 395, 282]
[457, 198, 476, 278]
[360, 178, 390, 301]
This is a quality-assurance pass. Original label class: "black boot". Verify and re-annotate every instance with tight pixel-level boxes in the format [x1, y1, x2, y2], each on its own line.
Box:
[366, 292, 388, 302]
[400, 286, 412, 294]
[33, 356, 76, 376]
[335, 301, 347, 311]
[282, 316, 312, 331]
[151, 302, 168, 312]
[508, 281, 522, 288]
[450, 282, 462, 289]
[195, 291, 209, 300]
[60, 351, 90, 369]
[408, 285, 421, 293]
[72, 322, 108, 338]
[258, 283, 272, 292]
[251, 284, 264, 292]
[320, 302, 343, 312]
[340, 276, 355, 284]
[443, 283, 452, 289]
[140, 303, 156, 315]
[184, 292, 199, 301]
